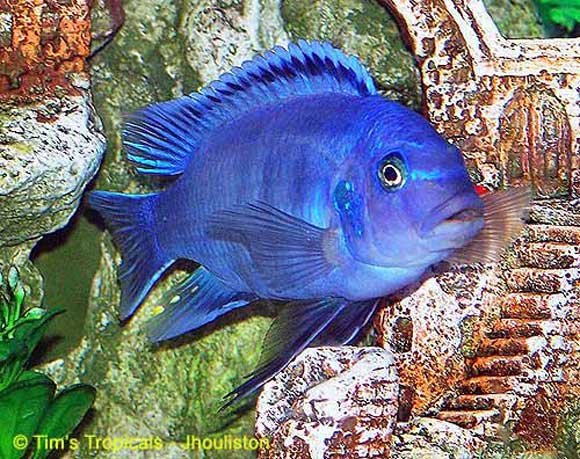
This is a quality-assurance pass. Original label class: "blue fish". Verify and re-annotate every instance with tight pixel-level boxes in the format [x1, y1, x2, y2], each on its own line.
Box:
[89, 40, 529, 406]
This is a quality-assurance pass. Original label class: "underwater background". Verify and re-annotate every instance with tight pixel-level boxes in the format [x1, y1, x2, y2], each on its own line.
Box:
[1, 0, 577, 458]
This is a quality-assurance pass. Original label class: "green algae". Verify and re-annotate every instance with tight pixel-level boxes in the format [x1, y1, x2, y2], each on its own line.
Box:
[44, 236, 270, 459]
[483, 0, 544, 38]
[90, 0, 202, 193]
[5, 142, 33, 155]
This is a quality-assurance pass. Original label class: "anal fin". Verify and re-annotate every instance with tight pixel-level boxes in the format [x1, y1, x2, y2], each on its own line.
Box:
[147, 267, 256, 342]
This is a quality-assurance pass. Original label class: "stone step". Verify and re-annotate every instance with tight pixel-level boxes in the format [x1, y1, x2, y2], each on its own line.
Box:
[459, 375, 519, 395]
[526, 225, 580, 245]
[504, 268, 577, 294]
[468, 356, 525, 377]
[486, 319, 546, 339]
[478, 337, 530, 356]
[445, 394, 495, 411]
[445, 393, 518, 412]
[500, 293, 555, 320]
[515, 242, 580, 269]
[436, 409, 502, 429]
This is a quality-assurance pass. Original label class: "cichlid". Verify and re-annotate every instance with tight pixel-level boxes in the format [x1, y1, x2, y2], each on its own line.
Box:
[89, 41, 529, 406]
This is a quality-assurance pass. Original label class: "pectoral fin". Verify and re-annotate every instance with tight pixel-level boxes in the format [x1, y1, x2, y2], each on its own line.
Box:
[206, 202, 337, 288]
[313, 299, 379, 346]
[448, 187, 531, 265]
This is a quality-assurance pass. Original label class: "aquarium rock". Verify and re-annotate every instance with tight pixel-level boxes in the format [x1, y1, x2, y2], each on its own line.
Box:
[255, 346, 399, 459]
[43, 235, 272, 458]
[391, 417, 486, 459]
[375, 271, 500, 419]
[0, 93, 105, 247]
[0, 0, 106, 248]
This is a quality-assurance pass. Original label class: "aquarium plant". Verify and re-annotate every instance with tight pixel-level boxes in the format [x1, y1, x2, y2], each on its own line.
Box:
[0, 267, 95, 459]
[534, 0, 580, 36]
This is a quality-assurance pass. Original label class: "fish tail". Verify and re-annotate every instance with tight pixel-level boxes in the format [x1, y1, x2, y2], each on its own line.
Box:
[88, 191, 174, 320]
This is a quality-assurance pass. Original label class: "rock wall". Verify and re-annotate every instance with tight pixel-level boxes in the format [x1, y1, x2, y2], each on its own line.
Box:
[256, 347, 399, 459]
[0, 0, 106, 312]
[0, 0, 105, 248]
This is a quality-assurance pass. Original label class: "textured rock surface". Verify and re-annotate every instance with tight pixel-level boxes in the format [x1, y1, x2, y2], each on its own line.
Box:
[0, 93, 105, 246]
[44, 237, 270, 459]
[255, 347, 399, 459]
[90, 0, 290, 192]
[391, 418, 486, 459]
[431, 205, 580, 443]
[0, 0, 106, 248]
[376, 270, 502, 418]
[483, 0, 543, 38]
[281, 0, 421, 107]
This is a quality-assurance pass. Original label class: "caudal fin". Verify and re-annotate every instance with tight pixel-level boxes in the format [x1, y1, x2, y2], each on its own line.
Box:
[88, 191, 174, 320]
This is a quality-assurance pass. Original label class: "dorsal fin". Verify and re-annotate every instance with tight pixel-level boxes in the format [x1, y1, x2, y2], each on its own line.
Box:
[123, 40, 377, 176]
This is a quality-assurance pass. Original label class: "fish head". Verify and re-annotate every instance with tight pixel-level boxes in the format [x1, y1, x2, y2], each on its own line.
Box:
[333, 105, 485, 269]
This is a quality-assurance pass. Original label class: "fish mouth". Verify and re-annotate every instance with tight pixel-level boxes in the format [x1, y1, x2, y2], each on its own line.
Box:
[439, 207, 484, 225]
[420, 191, 484, 239]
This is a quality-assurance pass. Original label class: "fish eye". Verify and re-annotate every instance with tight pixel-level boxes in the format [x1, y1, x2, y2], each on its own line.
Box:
[378, 153, 407, 191]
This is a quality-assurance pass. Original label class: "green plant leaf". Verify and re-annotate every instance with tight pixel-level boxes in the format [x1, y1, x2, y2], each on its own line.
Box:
[16, 370, 53, 384]
[0, 293, 8, 330]
[0, 310, 62, 390]
[32, 384, 96, 459]
[551, 6, 580, 30]
[0, 341, 29, 392]
[11, 309, 62, 360]
[0, 377, 55, 459]
[7, 267, 18, 291]
[0, 340, 19, 362]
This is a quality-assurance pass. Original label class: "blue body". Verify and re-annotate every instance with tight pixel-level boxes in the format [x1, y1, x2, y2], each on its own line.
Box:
[154, 94, 480, 300]
[89, 41, 484, 406]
